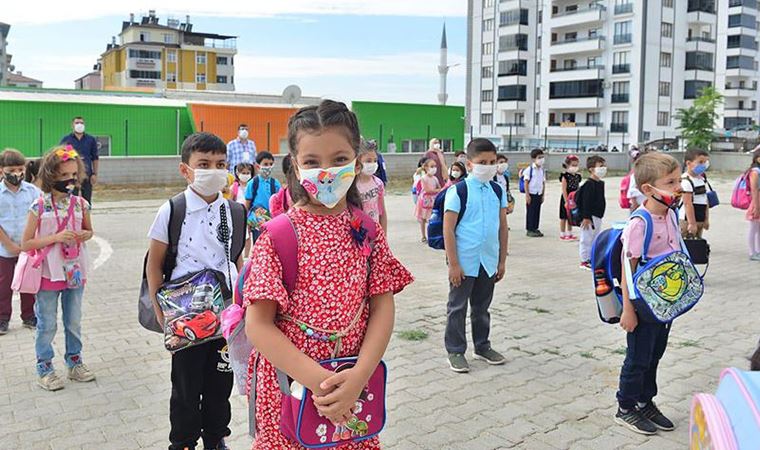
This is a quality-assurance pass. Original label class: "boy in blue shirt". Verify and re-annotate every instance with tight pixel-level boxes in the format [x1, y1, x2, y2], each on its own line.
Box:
[244, 151, 281, 242]
[0, 149, 40, 334]
[443, 138, 509, 373]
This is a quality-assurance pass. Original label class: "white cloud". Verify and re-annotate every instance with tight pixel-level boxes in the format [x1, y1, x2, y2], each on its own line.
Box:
[5, 0, 465, 25]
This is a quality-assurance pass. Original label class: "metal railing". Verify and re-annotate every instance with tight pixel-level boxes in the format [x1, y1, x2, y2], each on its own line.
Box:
[549, 122, 603, 127]
[551, 35, 605, 46]
[610, 123, 629, 132]
[687, 36, 716, 43]
[550, 64, 604, 72]
[552, 4, 605, 17]
[612, 63, 630, 74]
[613, 33, 632, 45]
[614, 3, 634, 14]
[611, 93, 630, 103]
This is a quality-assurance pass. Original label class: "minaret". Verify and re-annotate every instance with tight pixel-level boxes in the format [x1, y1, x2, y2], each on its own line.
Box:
[438, 23, 449, 106]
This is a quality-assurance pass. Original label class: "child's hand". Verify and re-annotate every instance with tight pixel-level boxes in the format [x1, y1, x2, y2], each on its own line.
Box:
[56, 230, 77, 243]
[703, 219, 709, 231]
[312, 368, 366, 425]
[525, 195, 531, 206]
[448, 264, 465, 287]
[581, 219, 592, 230]
[620, 310, 638, 333]
[687, 222, 697, 236]
[495, 262, 506, 283]
[76, 230, 93, 242]
[3, 242, 22, 256]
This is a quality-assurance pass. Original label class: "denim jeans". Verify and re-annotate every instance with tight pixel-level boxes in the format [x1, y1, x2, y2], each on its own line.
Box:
[616, 321, 671, 410]
[35, 287, 85, 377]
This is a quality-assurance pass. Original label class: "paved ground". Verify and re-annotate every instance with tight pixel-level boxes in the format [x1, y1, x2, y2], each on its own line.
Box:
[1, 176, 757, 450]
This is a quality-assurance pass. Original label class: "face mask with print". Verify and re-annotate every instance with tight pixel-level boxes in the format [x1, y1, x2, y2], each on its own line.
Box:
[189, 167, 228, 197]
[53, 178, 78, 194]
[238, 129, 249, 140]
[3, 171, 23, 186]
[535, 157, 545, 167]
[650, 186, 682, 210]
[497, 163, 509, 174]
[693, 163, 708, 176]
[298, 160, 357, 209]
[361, 162, 378, 175]
[238, 173, 252, 183]
[450, 169, 462, 179]
[594, 166, 607, 178]
[259, 166, 273, 178]
[567, 166, 579, 174]
[427, 167, 438, 176]
[471, 164, 498, 182]
[74, 123, 85, 134]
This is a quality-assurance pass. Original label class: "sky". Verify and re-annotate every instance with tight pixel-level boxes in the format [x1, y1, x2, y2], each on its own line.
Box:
[3, 1, 468, 105]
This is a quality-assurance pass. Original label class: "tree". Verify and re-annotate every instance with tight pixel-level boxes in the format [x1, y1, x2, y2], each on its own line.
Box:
[675, 86, 723, 150]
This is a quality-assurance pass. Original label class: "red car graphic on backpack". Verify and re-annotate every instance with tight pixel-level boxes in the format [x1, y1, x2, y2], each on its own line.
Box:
[169, 310, 220, 342]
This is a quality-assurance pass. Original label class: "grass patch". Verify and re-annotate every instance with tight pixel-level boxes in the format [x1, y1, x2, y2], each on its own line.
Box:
[512, 335, 529, 340]
[530, 307, 551, 314]
[579, 351, 596, 360]
[678, 340, 701, 348]
[612, 347, 627, 355]
[509, 292, 540, 302]
[543, 348, 561, 356]
[397, 329, 429, 341]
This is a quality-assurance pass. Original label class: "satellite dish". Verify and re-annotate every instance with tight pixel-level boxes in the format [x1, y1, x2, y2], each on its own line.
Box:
[282, 85, 302, 105]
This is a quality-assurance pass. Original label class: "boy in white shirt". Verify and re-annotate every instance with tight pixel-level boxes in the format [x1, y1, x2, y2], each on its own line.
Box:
[524, 148, 546, 237]
[680, 148, 710, 238]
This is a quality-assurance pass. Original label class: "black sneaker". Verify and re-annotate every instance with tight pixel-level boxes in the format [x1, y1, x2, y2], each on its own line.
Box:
[614, 408, 657, 435]
[535, 230, 545, 237]
[0, 320, 8, 335]
[639, 402, 675, 431]
[205, 439, 230, 450]
[447, 353, 470, 373]
[22, 318, 37, 329]
[474, 347, 506, 365]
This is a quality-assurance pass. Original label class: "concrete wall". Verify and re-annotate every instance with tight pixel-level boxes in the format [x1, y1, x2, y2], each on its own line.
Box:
[98, 151, 751, 185]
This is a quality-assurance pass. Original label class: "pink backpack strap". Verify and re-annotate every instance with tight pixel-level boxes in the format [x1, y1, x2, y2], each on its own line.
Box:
[350, 206, 378, 243]
[263, 214, 299, 294]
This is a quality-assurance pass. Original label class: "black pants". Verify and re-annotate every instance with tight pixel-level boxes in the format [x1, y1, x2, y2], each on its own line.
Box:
[77, 178, 93, 204]
[616, 321, 671, 410]
[169, 338, 233, 450]
[444, 265, 495, 354]
[526, 194, 543, 231]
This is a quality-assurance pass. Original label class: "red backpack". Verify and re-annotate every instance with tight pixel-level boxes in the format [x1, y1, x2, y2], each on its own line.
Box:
[619, 170, 633, 209]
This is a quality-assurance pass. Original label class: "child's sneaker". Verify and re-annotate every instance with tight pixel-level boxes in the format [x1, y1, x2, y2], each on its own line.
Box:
[0, 320, 8, 335]
[22, 318, 37, 329]
[614, 407, 657, 435]
[38, 371, 65, 391]
[568, 234, 579, 241]
[68, 364, 96, 382]
[638, 402, 675, 431]
[474, 347, 506, 365]
[579, 261, 592, 270]
[447, 353, 470, 373]
[751, 253, 760, 261]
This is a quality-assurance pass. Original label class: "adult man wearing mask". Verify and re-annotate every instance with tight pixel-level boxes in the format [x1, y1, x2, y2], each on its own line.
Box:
[60, 116, 99, 203]
[424, 138, 447, 187]
[226, 123, 256, 173]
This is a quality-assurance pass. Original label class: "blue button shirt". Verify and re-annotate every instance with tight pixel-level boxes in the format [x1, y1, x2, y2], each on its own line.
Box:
[0, 181, 41, 258]
[444, 176, 507, 277]
[245, 175, 281, 212]
[60, 133, 99, 176]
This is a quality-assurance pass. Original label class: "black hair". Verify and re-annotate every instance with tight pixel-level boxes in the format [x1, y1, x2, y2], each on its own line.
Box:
[496, 153, 509, 162]
[530, 148, 545, 159]
[25, 159, 40, 183]
[449, 161, 467, 181]
[562, 155, 579, 169]
[234, 163, 253, 181]
[466, 138, 497, 158]
[417, 156, 428, 168]
[256, 151, 275, 164]
[239, 123, 248, 129]
[180, 132, 226, 164]
[72, 116, 84, 122]
[752, 342, 760, 371]
[586, 155, 606, 170]
[286, 99, 362, 208]
[282, 154, 292, 175]
[684, 148, 709, 163]
[454, 150, 466, 157]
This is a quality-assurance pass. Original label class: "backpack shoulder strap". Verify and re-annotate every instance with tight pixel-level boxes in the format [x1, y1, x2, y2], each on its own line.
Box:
[263, 214, 299, 294]
[349, 206, 379, 243]
[227, 200, 246, 263]
[164, 192, 186, 279]
[630, 208, 654, 262]
[455, 180, 469, 225]
[489, 180, 504, 203]
[269, 177, 276, 193]
[251, 176, 260, 200]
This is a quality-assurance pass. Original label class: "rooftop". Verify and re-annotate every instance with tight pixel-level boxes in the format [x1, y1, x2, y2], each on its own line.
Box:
[7, 72, 42, 84]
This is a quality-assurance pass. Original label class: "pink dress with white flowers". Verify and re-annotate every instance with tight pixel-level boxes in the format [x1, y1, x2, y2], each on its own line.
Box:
[243, 207, 413, 450]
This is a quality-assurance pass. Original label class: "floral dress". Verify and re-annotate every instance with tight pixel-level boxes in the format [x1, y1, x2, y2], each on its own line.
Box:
[243, 207, 413, 450]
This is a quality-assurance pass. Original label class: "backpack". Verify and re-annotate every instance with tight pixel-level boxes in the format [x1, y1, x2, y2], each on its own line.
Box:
[567, 185, 583, 227]
[249, 176, 276, 205]
[138, 192, 246, 333]
[223, 207, 378, 397]
[732, 169, 757, 210]
[684, 174, 720, 209]
[590, 208, 703, 324]
[427, 180, 503, 250]
[619, 170, 633, 209]
[518, 166, 533, 194]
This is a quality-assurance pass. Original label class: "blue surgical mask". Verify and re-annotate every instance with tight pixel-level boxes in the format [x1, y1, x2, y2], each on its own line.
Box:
[693, 163, 708, 176]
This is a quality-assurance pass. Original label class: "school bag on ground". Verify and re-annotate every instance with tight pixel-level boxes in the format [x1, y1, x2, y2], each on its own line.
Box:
[619, 170, 633, 209]
[138, 193, 246, 334]
[590, 208, 704, 324]
[732, 168, 758, 210]
[427, 180, 503, 250]
[690, 368, 760, 449]
[518, 166, 533, 194]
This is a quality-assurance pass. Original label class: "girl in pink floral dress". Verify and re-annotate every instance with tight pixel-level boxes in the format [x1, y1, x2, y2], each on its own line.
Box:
[243, 100, 413, 450]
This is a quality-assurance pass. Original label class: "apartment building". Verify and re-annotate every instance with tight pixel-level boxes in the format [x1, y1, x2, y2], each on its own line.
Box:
[0, 23, 10, 86]
[467, 0, 760, 150]
[100, 11, 236, 92]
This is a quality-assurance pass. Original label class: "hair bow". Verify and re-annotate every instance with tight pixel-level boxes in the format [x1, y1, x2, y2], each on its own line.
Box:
[55, 146, 79, 161]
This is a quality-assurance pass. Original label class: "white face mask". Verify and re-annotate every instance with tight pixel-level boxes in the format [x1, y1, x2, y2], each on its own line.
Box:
[567, 166, 579, 174]
[497, 162, 509, 174]
[471, 164, 498, 182]
[238, 129, 249, 140]
[361, 162, 378, 175]
[74, 123, 85, 134]
[433, 143, 441, 150]
[427, 167, 438, 176]
[450, 170, 463, 179]
[189, 168, 228, 197]
[594, 166, 608, 178]
[535, 157, 545, 167]
[298, 160, 357, 209]
[238, 174, 252, 183]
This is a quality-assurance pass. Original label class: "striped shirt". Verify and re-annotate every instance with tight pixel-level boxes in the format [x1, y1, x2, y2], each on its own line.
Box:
[226, 138, 257, 173]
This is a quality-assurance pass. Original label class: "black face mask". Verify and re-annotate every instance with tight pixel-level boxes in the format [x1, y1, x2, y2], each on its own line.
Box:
[53, 178, 77, 193]
[3, 172, 23, 187]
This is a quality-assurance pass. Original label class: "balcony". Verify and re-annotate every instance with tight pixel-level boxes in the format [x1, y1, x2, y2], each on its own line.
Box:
[613, 33, 632, 45]
[548, 65, 604, 82]
[496, 123, 528, 135]
[550, 5, 605, 29]
[688, 0, 716, 14]
[724, 106, 757, 117]
[547, 122, 604, 137]
[614, 3, 634, 15]
[549, 35, 605, 56]
[610, 123, 629, 133]
[724, 86, 758, 98]
[612, 63, 631, 74]
[611, 93, 630, 103]
[547, 96, 603, 109]
[729, 0, 758, 7]
[726, 68, 756, 77]
[686, 36, 717, 53]
[496, 100, 525, 111]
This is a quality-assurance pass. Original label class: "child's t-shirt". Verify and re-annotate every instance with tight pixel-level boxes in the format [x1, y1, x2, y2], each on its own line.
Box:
[680, 173, 708, 221]
[245, 175, 282, 212]
[523, 164, 545, 195]
[357, 175, 385, 222]
[622, 208, 680, 261]
[0, 181, 40, 258]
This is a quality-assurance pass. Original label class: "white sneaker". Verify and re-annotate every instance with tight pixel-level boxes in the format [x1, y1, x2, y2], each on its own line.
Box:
[68, 364, 96, 382]
[38, 372, 65, 391]
[751, 253, 760, 261]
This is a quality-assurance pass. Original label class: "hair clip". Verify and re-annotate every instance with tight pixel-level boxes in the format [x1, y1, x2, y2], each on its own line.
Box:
[55, 147, 79, 162]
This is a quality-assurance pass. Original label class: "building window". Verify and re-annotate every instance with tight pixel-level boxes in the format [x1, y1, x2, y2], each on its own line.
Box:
[685, 51, 714, 71]
[481, 113, 493, 126]
[657, 112, 670, 126]
[659, 81, 671, 96]
[483, 18, 494, 31]
[661, 22, 673, 38]
[129, 70, 161, 79]
[500, 9, 529, 27]
[663, 0, 673, 7]
[611, 111, 629, 132]
[216, 56, 228, 65]
[482, 66, 493, 79]
[549, 79, 604, 99]
[612, 81, 630, 103]
[216, 75, 228, 84]
[482, 42, 493, 55]
[167, 51, 176, 63]
[196, 53, 206, 65]
[498, 59, 527, 76]
[196, 73, 206, 83]
[660, 52, 672, 67]
[163, 34, 174, 44]
[729, 14, 757, 29]
[614, 21, 632, 44]
[128, 49, 161, 59]
[483, 0, 494, 9]
[727, 55, 755, 69]
[684, 80, 712, 99]
[614, 0, 634, 14]
[139, 32, 150, 42]
[515, 113, 525, 126]
[727, 34, 758, 50]
[482, 89, 493, 102]
[498, 85, 527, 101]
[166, 72, 177, 82]
[499, 33, 528, 51]
[688, 0, 715, 13]
[613, 51, 630, 73]
[587, 112, 601, 125]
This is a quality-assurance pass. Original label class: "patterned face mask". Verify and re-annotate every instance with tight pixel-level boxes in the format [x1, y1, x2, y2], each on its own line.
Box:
[298, 160, 357, 209]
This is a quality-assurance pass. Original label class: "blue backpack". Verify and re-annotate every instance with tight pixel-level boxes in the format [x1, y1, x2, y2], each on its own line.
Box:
[591, 208, 704, 324]
[518, 166, 533, 194]
[427, 181, 503, 250]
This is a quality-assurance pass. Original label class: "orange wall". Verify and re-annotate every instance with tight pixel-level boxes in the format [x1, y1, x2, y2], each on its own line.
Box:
[189, 104, 298, 154]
